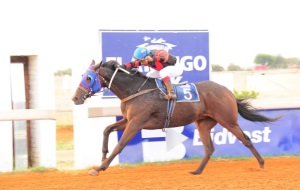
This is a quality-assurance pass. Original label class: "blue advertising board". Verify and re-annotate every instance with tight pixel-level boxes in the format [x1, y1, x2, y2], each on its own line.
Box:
[99, 30, 209, 97]
[117, 109, 300, 164]
[98, 30, 300, 164]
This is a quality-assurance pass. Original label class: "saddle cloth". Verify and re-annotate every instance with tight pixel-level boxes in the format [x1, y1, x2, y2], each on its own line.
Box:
[155, 79, 200, 102]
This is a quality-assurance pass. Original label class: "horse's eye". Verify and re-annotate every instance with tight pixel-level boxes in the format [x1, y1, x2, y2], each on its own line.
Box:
[87, 76, 91, 83]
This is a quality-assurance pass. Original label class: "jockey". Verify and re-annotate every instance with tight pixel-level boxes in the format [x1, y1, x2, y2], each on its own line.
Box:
[120, 47, 183, 100]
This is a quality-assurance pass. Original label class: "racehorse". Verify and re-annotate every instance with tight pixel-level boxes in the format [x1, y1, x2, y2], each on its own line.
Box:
[72, 60, 281, 176]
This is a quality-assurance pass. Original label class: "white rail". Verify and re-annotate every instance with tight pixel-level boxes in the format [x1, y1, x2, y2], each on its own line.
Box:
[0, 109, 56, 121]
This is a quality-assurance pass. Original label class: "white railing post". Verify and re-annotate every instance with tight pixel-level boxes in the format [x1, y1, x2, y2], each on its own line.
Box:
[0, 53, 13, 172]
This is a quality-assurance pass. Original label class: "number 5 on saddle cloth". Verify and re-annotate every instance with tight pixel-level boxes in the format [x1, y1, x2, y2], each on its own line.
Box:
[155, 79, 200, 131]
[155, 79, 200, 102]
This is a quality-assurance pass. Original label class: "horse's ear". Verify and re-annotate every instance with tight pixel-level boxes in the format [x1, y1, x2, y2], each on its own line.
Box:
[90, 60, 96, 66]
[93, 62, 101, 71]
[99, 61, 103, 66]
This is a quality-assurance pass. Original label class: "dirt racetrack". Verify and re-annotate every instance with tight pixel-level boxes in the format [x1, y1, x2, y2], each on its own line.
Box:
[1, 156, 300, 190]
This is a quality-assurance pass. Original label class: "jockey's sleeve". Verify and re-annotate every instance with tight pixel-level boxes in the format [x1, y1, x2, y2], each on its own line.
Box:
[124, 61, 140, 68]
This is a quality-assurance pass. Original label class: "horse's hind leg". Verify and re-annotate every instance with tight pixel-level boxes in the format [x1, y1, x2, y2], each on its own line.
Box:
[223, 122, 264, 168]
[191, 117, 217, 175]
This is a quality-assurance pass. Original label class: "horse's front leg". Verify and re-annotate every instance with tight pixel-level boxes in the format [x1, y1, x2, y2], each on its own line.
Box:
[89, 119, 144, 176]
[101, 118, 127, 162]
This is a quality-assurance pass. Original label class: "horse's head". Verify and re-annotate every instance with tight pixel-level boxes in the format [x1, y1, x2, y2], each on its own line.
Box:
[72, 60, 103, 105]
[72, 59, 150, 104]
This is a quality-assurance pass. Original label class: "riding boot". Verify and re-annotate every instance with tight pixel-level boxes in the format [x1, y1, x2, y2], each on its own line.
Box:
[163, 80, 177, 100]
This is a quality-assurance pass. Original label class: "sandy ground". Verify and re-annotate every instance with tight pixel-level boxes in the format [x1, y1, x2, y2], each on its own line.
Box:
[2, 121, 299, 190]
[1, 157, 300, 190]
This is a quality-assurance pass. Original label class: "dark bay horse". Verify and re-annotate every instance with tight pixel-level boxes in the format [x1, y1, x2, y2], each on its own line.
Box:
[72, 60, 280, 176]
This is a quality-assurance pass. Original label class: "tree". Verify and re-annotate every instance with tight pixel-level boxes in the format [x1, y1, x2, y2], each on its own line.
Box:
[253, 54, 299, 69]
[254, 54, 275, 66]
[284, 57, 300, 67]
[211, 64, 224, 72]
[227, 63, 242, 71]
[273, 55, 287, 69]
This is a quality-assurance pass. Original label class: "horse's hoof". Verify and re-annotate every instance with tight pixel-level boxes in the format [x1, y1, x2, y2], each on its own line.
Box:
[189, 171, 201, 175]
[88, 169, 99, 176]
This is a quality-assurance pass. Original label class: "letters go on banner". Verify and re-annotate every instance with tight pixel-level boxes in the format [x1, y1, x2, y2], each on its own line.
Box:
[99, 30, 210, 97]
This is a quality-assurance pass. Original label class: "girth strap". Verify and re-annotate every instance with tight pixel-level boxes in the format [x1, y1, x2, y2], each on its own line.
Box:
[162, 99, 176, 132]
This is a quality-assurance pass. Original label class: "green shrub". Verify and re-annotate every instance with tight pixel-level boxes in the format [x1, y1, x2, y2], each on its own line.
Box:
[56, 141, 74, 150]
[211, 64, 225, 72]
[54, 68, 72, 76]
[234, 89, 259, 99]
[227, 64, 242, 71]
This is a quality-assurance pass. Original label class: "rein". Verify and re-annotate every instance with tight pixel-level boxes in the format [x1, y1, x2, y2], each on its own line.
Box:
[99, 66, 157, 103]
[108, 67, 130, 88]
[121, 88, 157, 103]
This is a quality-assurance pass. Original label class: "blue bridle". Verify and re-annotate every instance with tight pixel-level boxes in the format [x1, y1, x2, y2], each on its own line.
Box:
[80, 69, 102, 99]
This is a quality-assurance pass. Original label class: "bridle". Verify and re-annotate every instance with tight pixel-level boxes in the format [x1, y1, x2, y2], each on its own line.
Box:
[80, 85, 94, 100]
[97, 66, 156, 102]
[79, 69, 102, 100]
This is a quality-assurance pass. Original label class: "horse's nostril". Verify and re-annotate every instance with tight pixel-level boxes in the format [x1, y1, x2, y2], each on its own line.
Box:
[72, 97, 78, 102]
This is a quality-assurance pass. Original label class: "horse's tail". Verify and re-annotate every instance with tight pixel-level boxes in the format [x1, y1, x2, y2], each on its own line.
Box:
[236, 99, 281, 123]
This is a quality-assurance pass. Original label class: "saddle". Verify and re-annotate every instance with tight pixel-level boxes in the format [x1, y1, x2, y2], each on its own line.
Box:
[155, 79, 200, 102]
[154, 79, 200, 131]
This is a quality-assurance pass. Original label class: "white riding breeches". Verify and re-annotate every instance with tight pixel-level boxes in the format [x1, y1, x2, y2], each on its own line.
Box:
[146, 63, 183, 79]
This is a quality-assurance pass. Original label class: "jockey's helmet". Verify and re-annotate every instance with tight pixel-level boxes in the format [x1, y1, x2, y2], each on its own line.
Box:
[133, 47, 150, 59]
